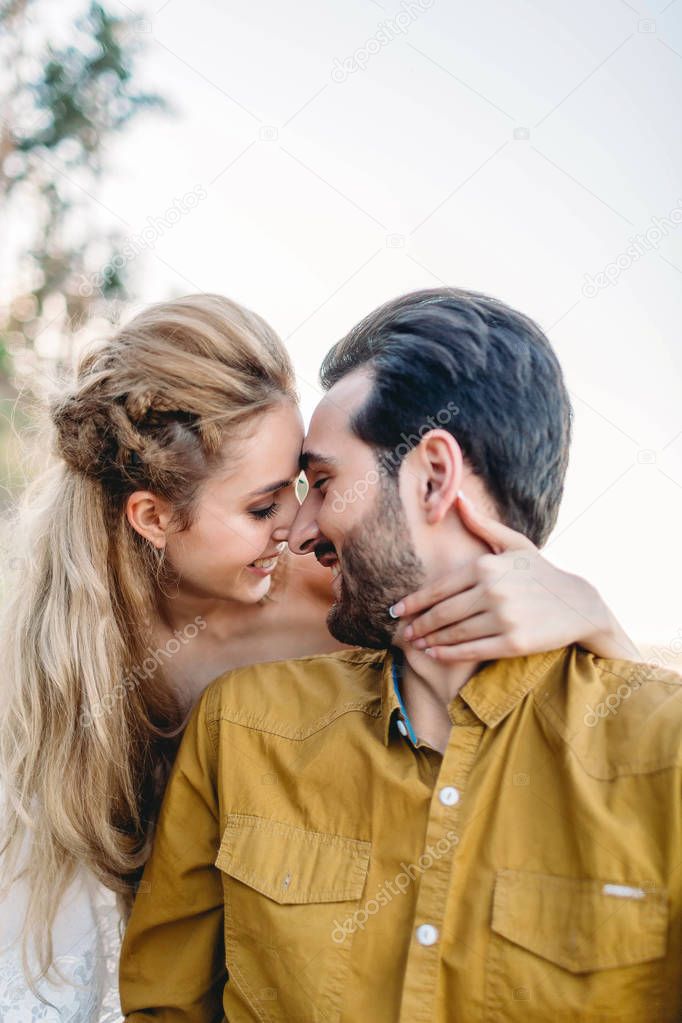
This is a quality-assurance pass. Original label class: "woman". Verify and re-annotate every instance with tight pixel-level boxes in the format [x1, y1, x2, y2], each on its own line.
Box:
[0, 294, 636, 1020]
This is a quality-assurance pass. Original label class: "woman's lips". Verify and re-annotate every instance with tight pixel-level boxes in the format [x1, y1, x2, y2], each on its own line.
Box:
[247, 555, 279, 576]
[247, 543, 286, 577]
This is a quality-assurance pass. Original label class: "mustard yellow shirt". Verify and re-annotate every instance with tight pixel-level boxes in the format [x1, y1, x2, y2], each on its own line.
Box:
[119, 646, 682, 1022]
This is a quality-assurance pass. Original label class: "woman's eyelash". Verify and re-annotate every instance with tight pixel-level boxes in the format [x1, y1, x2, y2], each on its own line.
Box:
[250, 502, 279, 520]
[313, 478, 329, 489]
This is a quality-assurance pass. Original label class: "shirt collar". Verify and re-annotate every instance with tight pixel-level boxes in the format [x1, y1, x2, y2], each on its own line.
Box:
[381, 650, 412, 746]
[457, 648, 565, 727]
[380, 646, 565, 744]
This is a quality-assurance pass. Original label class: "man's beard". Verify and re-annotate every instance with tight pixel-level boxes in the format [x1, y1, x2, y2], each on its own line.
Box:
[325, 478, 425, 649]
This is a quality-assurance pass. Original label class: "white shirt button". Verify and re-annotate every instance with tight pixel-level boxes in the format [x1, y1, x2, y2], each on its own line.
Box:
[396, 719, 408, 737]
[439, 785, 460, 807]
[416, 923, 439, 946]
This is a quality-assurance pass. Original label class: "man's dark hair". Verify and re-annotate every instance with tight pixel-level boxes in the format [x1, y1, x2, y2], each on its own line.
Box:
[320, 288, 573, 547]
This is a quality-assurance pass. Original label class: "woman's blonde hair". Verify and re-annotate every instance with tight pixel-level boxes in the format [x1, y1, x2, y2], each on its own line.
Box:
[0, 293, 297, 982]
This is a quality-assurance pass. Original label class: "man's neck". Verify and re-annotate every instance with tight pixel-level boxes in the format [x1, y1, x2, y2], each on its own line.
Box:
[395, 644, 481, 755]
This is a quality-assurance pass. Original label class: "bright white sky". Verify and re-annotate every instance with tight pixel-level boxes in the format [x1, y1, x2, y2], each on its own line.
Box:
[9, 0, 682, 647]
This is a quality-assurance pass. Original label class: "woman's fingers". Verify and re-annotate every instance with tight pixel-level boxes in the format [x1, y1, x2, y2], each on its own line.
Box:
[404, 586, 487, 640]
[456, 492, 536, 555]
[422, 634, 519, 663]
[391, 494, 538, 626]
[411, 612, 497, 650]
[391, 562, 480, 619]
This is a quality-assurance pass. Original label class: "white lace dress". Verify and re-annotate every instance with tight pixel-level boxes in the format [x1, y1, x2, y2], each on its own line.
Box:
[0, 865, 123, 1022]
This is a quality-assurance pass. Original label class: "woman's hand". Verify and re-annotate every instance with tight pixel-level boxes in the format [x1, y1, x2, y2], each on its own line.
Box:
[392, 493, 640, 663]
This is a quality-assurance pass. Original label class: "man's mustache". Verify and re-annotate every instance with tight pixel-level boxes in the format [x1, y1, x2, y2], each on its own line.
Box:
[313, 540, 337, 564]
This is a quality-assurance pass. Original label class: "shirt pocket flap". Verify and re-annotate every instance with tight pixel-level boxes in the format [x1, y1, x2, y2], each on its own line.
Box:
[215, 814, 371, 905]
[491, 869, 668, 973]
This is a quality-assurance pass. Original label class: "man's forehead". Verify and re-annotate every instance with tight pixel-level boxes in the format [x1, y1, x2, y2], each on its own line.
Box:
[303, 367, 372, 460]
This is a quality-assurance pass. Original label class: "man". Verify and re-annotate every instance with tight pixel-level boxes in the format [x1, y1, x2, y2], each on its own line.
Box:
[119, 288, 682, 1022]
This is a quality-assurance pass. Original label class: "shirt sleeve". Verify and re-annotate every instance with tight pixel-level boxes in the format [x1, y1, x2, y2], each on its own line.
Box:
[119, 686, 226, 1022]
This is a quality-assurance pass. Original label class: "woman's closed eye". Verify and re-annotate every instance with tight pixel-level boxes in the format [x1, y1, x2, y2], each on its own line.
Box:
[250, 502, 280, 520]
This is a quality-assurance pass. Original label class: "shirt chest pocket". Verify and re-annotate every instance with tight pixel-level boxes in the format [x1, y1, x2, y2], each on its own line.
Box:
[215, 814, 371, 1023]
[485, 869, 669, 1023]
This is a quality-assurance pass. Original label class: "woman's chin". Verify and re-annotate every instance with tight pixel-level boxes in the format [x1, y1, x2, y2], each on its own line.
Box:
[194, 565, 276, 606]
[239, 571, 273, 602]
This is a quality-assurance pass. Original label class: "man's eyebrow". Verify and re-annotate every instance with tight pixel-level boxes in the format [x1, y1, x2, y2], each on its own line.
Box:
[299, 451, 339, 471]
[247, 478, 294, 498]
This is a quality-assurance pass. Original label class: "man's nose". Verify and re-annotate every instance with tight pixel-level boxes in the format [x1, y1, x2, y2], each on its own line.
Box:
[287, 497, 322, 556]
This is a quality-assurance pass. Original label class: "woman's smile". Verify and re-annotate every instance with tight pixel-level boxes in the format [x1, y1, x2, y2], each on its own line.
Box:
[246, 541, 287, 577]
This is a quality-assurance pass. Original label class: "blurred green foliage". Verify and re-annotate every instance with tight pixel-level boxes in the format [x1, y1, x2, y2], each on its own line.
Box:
[0, 0, 167, 501]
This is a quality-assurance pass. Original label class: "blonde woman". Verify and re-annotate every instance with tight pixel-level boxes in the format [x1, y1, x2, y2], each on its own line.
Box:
[0, 294, 636, 1021]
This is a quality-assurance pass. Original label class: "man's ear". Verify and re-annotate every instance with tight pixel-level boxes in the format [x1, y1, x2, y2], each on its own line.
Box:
[416, 430, 464, 525]
[125, 491, 173, 549]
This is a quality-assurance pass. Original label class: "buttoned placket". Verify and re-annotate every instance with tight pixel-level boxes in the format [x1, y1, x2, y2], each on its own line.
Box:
[397, 698, 484, 1023]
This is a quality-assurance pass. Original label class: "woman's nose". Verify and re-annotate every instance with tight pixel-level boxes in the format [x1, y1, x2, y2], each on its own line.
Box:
[270, 484, 302, 543]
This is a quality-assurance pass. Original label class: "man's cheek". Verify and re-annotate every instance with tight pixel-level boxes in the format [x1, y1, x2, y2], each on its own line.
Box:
[327, 467, 380, 519]
[321, 501, 361, 549]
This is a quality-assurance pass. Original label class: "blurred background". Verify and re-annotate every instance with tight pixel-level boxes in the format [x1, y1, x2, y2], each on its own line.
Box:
[1, 0, 681, 658]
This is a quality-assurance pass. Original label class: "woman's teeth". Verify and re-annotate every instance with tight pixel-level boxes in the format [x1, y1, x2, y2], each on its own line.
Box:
[252, 556, 278, 569]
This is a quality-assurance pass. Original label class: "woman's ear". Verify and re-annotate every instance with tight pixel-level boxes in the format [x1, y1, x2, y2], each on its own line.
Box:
[418, 430, 464, 525]
[125, 491, 173, 549]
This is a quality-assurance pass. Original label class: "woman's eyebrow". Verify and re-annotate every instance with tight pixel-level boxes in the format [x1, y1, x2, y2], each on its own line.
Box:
[247, 478, 294, 498]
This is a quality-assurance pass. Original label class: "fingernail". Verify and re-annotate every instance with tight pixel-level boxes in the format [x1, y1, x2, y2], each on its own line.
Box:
[389, 602, 405, 618]
[424, 647, 436, 658]
[403, 624, 414, 640]
[457, 490, 469, 503]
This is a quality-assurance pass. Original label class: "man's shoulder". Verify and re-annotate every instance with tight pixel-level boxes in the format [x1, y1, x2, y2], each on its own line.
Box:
[201, 647, 386, 740]
[534, 645, 682, 778]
